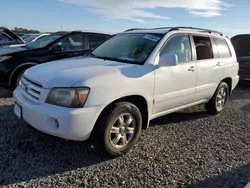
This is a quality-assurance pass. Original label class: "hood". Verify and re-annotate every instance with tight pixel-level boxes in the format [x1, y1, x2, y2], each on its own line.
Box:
[0, 27, 25, 43]
[0, 46, 27, 56]
[24, 57, 146, 88]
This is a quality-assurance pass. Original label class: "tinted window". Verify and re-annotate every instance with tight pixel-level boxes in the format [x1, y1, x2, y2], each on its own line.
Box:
[193, 36, 214, 60]
[214, 38, 231, 58]
[231, 36, 250, 57]
[55, 34, 85, 51]
[88, 34, 108, 49]
[161, 35, 192, 63]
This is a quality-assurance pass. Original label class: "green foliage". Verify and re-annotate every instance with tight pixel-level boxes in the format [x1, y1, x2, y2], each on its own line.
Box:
[13, 27, 40, 34]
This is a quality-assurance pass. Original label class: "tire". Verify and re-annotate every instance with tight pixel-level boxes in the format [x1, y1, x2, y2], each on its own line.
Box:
[97, 102, 142, 157]
[205, 82, 229, 115]
[14, 70, 25, 88]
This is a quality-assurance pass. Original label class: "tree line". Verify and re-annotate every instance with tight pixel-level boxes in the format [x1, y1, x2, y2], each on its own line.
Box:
[13, 27, 40, 34]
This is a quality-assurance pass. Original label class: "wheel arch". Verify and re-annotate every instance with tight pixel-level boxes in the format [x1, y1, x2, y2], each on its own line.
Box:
[221, 77, 232, 95]
[92, 95, 150, 138]
[9, 62, 38, 87]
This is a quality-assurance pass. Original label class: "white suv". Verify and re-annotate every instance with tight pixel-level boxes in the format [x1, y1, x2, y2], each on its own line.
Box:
[13, 27, 239, 156]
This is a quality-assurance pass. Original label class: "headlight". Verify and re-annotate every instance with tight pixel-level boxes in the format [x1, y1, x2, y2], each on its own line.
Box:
[0, 56, 12, 62]
[46, 87, 90, 108]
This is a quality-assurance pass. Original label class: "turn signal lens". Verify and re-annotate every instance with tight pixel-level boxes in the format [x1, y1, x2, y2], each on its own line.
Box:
[0, 56, 12, 62]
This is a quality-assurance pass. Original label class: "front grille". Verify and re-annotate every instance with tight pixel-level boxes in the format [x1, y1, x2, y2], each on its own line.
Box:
[20, 76, 43, 103]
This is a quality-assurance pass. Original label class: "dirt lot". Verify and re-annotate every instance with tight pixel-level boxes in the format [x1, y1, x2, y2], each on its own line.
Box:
[0, 86, 250, 188]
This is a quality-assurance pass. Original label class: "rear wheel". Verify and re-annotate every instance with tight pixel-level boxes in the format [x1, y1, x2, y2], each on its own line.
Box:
[205, 82, 229, 114]
[97, 102, 142, 156]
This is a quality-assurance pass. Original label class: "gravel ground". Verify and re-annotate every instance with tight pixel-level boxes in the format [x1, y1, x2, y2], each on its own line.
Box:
[0, 86, 250, 188]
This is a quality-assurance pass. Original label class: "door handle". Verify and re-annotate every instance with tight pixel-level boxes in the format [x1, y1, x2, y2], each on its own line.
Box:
[188, 66, 195, 72]
[216, 62, 221, 67]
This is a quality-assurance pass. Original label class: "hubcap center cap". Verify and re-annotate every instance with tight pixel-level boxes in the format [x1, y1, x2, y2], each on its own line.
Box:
[120, 127, 125, 134]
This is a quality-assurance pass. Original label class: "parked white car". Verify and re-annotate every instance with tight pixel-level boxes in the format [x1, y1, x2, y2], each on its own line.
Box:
[13, 27, 239, 156]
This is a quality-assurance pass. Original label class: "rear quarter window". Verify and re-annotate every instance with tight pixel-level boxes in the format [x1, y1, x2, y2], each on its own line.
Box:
[214, 38, 232, 58]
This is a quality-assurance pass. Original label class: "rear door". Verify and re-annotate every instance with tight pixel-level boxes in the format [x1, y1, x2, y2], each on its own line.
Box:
[213, 37, 234, 75]
[193, 35, 224, 101]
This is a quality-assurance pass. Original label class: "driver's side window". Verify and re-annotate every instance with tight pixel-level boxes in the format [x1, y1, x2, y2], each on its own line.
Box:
[54, 34, 85, 52]
[160, 35, 192, 63]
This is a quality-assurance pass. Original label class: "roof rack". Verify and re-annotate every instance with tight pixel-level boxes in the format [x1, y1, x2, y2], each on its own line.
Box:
[124, 26, 225, 37]
[124, 28, 153, 32]
[168, 26, 224, 36]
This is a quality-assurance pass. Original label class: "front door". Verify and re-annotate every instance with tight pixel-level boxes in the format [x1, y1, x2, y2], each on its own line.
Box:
[153, 34, 197, 115]
[49, 33, 88, 61]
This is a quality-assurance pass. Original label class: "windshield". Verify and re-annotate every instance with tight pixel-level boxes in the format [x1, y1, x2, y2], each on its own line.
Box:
[92, 33, 163, 64]
[26, 34, 62, 49]
[23, 34, 40, 43]
[21, 34, 30, 40]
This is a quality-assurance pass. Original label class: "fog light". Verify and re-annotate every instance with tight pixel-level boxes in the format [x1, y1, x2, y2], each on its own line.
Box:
[55, 119, 59, 129]
[47, 118, 60, 130]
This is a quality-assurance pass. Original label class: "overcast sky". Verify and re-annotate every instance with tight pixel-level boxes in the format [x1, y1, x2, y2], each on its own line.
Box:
[1, 0, 249, 36]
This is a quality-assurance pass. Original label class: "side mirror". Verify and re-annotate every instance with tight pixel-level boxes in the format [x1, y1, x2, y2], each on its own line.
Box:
[158, 54, 178, 67]
[51, 44, 63, 52]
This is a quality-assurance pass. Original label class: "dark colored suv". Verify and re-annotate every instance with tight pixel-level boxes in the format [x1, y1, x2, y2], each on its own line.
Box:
[0, 30, 112, 88]
[231, 34, 250, 84]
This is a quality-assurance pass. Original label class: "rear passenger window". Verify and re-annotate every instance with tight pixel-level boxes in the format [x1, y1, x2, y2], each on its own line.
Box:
[214, 38, 231, 58]
[160, 35, 192, 63]
[88, 34, 107, 49]
[193, 36, 214, 60]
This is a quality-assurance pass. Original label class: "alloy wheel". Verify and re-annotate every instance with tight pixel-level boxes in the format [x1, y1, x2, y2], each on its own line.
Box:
[109, 113, 136, 149]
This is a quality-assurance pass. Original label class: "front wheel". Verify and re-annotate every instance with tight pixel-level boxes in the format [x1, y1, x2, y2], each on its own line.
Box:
[97, 102, 142, 156]
[16, 71, 24, 86]
[14, 70, 25, 88]
[205, 82, 229, 115]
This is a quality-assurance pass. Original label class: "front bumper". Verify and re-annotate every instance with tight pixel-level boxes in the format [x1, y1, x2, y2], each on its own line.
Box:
[13, 86, 104, 141]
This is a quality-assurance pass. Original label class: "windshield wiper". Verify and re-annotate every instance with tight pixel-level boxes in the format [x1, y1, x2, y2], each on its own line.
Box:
[87, 52, 97, 57]
[88, 53, 141, 64]
[87, 53, 109, 60]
